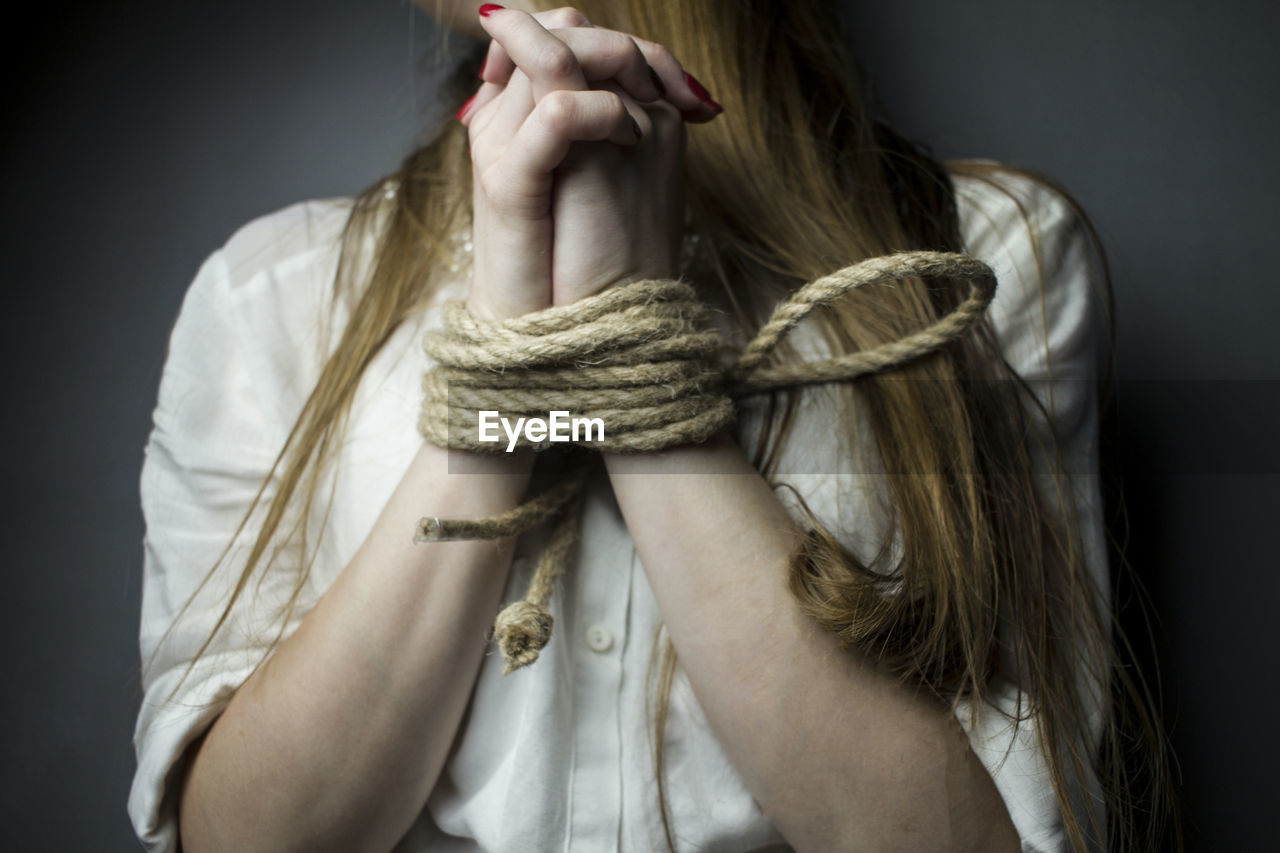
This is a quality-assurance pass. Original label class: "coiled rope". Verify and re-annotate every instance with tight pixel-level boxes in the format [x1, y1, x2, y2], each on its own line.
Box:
[415, 250, 996, 673]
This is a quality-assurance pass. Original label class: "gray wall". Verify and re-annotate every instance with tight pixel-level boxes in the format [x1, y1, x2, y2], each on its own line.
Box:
[3, 1, 1274, 849]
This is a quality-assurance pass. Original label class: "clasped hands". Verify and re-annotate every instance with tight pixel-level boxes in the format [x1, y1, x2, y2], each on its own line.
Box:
[458, 4, 724, 323]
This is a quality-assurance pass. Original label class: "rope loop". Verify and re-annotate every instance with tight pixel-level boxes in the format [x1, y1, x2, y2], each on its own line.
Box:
[729, 251, 997, 393]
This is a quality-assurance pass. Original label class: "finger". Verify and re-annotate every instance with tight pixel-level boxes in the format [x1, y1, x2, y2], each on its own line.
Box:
[478, 7, 587, 101]
[501, 89, 640, 190]
[470, 68, 536, 154]
[457, 80, 503, 126]
[480, 6, 593, 85]
[469, 69, 642, 164]
[468, 30, 655, 134]
[484, 14, 722, 123]
[625, 36, 723, 121]
[484, 28, 662, 105]
[544, 29, 665, 101]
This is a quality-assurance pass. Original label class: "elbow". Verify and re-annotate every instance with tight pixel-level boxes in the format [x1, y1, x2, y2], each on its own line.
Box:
[936, 717, 1021, 853]
[176, 735, 401, 853]
[175, 733, 220, 853]
[766, 715, 1021, 853]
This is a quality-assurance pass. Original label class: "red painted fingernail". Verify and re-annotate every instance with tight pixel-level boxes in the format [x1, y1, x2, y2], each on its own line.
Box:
[456, 92, 478, 122]
[478, 3, 503, 17]
[684, 72, 723, 112]
[649, 68, 666, 96]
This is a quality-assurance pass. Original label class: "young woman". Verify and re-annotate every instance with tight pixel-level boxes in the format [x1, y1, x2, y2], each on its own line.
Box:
[129, 2, 1174, 851]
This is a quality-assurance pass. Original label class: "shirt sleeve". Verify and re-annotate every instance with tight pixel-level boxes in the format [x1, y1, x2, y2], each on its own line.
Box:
[958, 165, 1108, 464]
[951, 165, 1111, 852]
[127, 201, 348, 852]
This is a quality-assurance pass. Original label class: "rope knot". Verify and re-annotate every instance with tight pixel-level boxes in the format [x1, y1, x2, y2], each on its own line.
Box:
[493, 600, 554, 674]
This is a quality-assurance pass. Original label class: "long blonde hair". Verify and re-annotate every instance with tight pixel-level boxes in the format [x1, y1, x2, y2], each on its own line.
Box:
[153, 0, 1177, 848]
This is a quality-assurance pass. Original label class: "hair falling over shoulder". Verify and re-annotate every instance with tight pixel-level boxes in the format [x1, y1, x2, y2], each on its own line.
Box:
[153, 0, 1179, 849]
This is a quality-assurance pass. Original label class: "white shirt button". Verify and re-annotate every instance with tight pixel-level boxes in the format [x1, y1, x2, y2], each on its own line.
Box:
[584, 623, 614, 653]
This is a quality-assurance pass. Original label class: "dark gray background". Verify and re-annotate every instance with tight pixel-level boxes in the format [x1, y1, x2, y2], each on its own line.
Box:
[3, 1, 1275, 849]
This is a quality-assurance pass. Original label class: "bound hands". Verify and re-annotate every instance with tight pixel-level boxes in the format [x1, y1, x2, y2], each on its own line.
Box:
[458, 5, 724, 322]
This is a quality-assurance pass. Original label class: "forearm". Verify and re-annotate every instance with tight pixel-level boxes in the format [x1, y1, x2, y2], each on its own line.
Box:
[178, 442, 533, 853]
[602, 433, 1019, 853]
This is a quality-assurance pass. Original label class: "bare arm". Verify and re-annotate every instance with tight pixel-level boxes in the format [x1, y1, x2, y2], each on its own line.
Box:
[177, 444, 532, 853]
[177, 7, 705, 846]
[603, 433, 1021, 853]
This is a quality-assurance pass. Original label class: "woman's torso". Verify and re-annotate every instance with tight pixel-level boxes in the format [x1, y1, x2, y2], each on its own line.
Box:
[133, 165, 1107, 852]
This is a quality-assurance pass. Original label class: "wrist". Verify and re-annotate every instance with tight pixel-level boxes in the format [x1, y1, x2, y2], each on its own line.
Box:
[601, 428, 740, 476]
[465, 293, 545, 323]
[421, 438, 536, 476]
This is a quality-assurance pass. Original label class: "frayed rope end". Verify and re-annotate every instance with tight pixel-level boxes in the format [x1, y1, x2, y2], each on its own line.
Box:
[414, 517, 442, 543]
[415, 517, 472, 543]
[493, 600, 554, 674]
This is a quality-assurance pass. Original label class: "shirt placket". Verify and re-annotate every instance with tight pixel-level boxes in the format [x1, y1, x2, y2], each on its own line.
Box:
[565, 472, 632, 852]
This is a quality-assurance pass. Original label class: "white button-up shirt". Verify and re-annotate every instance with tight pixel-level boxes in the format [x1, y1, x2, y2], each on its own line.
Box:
[129, 164, 1108, 852]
